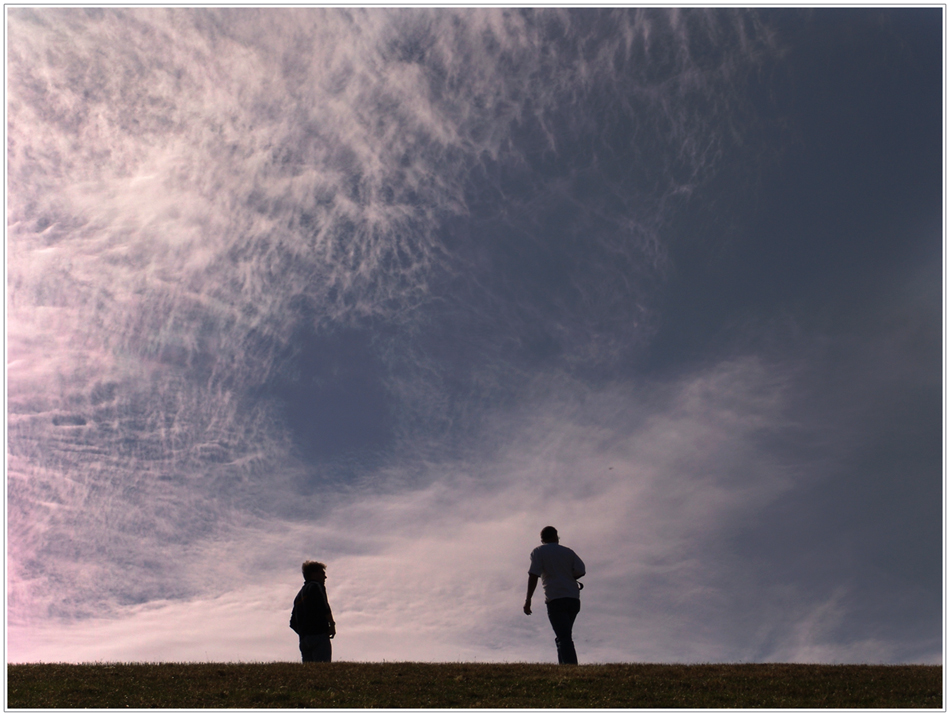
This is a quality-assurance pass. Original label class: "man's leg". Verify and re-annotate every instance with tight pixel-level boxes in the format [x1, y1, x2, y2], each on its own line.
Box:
[300, 634, 332, 662]
[299, 636, 314, 663]
[312, 633, 332, 662]
[546, 598, 581, 665]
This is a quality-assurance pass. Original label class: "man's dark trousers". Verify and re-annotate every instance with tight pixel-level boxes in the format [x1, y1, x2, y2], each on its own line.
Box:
[546, 597, 581, 664]
[300, 633, 332, 662]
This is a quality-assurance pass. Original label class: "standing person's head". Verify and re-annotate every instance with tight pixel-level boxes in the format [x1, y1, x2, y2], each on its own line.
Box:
[302, 560, 327, 582]
[540, 526, 559, 544]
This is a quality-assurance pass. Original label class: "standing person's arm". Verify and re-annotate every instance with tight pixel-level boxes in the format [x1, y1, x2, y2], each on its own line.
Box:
[321, 584, 336, 638]
[524, 573, 539, 615]
[325, 599, 335, 638]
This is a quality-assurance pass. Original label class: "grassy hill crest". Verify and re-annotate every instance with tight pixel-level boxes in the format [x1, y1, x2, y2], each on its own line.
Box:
[8, 661, 942, 709]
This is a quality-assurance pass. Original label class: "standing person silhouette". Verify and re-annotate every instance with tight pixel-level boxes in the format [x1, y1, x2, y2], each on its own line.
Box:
[290, 561, 336, 662]
[523, 526, 586, 664]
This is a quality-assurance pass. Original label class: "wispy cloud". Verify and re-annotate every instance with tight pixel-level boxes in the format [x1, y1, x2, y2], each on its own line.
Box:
[13, 355, 843, 662]
[7, 8, 939, 665]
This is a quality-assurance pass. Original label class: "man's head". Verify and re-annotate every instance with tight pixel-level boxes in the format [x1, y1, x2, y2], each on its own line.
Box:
[540, 526, 559, 544]
[302, 560, 327, 581]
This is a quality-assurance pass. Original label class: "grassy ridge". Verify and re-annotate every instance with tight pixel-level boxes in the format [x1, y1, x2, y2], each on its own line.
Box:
[7, 662, 942, 709]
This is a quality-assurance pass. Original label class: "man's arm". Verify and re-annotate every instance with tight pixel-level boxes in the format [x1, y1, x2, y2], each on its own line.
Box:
[524, 573, 539, 615]
[321, 584, 336, 638]
[572, 553, 586, 579]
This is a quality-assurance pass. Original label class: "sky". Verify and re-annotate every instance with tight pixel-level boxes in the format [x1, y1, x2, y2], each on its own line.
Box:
[6, 7, 944, 665]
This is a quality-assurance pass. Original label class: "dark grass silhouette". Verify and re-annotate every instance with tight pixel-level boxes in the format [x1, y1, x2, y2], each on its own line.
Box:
[7, 662, 942, 709]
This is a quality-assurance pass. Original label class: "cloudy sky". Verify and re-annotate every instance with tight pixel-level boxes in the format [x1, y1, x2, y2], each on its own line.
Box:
[7, 7, 943, 665]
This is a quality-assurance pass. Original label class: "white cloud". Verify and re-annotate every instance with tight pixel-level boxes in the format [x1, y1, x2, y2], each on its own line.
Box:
[12, 8, 905, 668]
[10, 358, 831, 663]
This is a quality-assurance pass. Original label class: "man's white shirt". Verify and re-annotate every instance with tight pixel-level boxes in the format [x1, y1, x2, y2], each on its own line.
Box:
[529, 542, 586, 601]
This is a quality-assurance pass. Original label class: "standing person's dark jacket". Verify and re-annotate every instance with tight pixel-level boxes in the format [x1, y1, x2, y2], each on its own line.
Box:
[290, 580, 334, 635]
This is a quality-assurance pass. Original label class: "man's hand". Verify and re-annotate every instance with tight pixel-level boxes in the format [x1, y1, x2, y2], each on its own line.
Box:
[328, 622, 337, 638]
[524, 573, 539, 615]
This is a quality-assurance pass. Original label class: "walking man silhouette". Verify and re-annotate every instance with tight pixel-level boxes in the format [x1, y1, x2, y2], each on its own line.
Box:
[523, 526, 586, 664]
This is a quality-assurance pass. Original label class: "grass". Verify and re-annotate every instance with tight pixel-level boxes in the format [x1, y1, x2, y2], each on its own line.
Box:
[7, 662, 942, 709]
